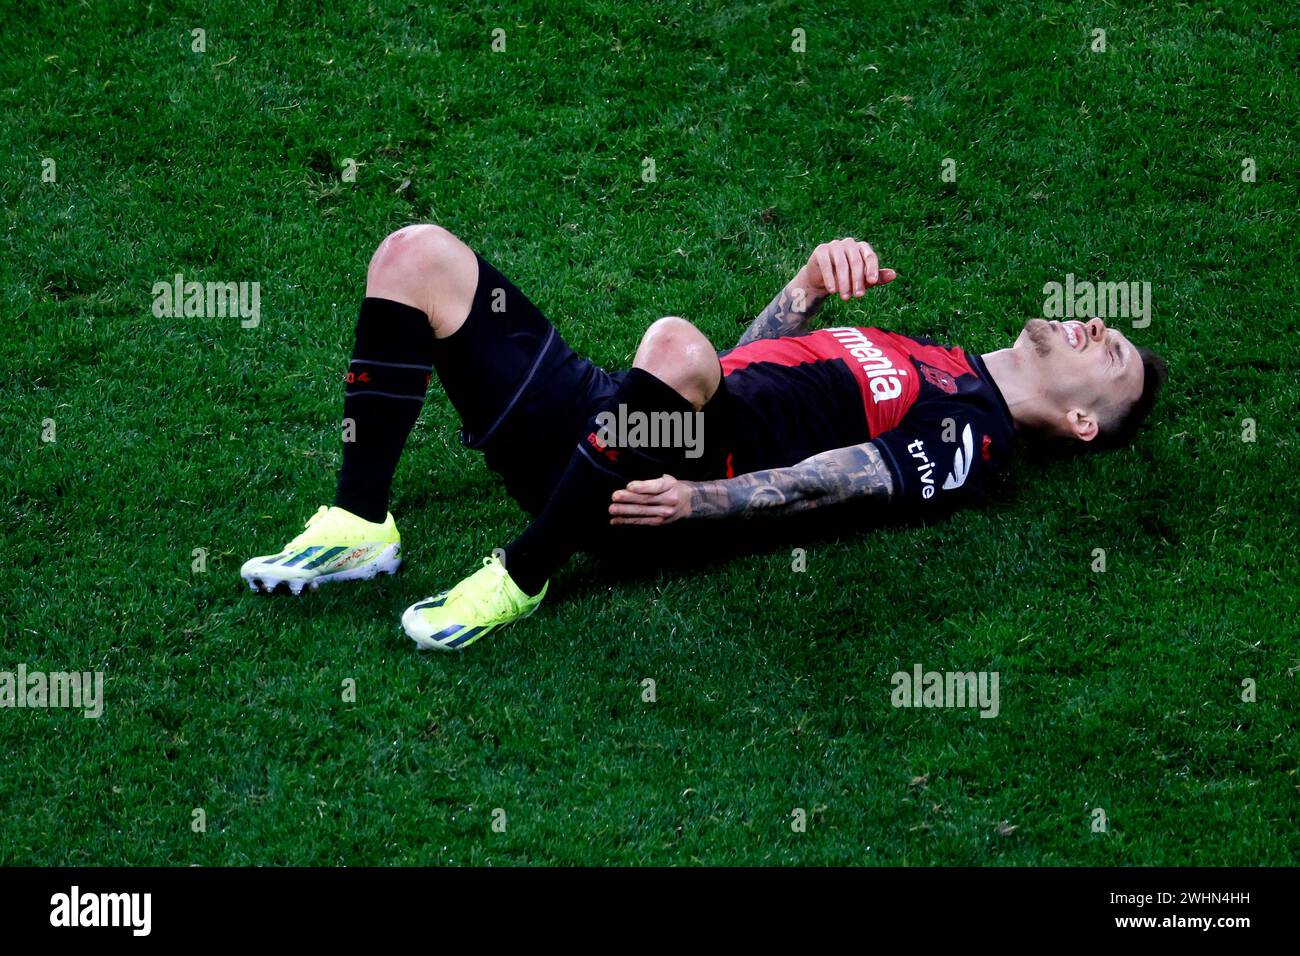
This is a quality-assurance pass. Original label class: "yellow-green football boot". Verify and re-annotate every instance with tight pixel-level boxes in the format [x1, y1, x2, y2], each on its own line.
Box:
[402, 554, 546, 651]
[241, 506, 400, 595]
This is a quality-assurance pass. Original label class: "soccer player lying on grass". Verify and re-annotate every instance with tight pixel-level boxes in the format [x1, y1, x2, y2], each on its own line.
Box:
[241, 226, 1167, 650]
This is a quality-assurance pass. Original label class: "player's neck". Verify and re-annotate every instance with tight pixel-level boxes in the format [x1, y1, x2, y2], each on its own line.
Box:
[980, 347, 1052, 432]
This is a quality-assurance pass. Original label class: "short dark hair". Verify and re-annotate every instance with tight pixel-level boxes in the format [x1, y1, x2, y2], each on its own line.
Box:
[1092, 346, 1169, 451]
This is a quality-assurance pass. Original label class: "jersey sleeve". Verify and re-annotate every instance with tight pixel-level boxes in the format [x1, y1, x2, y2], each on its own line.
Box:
[871, 397, 1003, 515]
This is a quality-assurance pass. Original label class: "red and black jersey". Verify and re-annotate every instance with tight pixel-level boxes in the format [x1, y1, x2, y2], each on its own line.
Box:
[715, 327, 1016, 514]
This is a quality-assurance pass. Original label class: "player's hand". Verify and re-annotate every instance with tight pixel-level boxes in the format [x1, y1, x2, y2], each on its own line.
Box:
[803, 237, 896, 301]
[609, 474, 692, 526]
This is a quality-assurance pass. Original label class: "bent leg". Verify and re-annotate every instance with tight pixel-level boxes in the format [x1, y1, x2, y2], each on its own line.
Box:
[631, 316, 721, 410]
[502, 317, 724, 595]
[332, 224, 475, 522]
[335, 223, 568, 521]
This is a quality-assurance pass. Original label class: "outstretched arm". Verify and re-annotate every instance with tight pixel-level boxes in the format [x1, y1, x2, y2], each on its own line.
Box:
[735, 237, 897, 347]
[608, 441, 894, 525]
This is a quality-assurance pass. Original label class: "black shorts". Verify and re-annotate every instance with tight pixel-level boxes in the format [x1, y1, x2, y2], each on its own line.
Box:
[429, 251, 628, 516]
[431, 250, 730, 519]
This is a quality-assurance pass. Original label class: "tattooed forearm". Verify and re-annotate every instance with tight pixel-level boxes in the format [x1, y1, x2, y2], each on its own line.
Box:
[685, 442, 894, 520]
[736, 280, 826, 347]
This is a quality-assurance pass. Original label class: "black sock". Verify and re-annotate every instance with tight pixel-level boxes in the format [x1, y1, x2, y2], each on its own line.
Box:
[503, 368, 696, 596]
[332, 297, 435, 523]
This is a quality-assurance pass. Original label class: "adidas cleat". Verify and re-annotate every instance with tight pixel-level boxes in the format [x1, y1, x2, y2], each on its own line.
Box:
[402, 554, 546, 651]
[241, 506, 401, 594]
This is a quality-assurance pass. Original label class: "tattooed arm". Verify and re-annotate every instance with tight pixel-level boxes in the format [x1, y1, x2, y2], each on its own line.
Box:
[735, 237, 897, 347]
[735, 280, 827, 346]
[608, 442, 894, 526]
[687, 442, 894, 519]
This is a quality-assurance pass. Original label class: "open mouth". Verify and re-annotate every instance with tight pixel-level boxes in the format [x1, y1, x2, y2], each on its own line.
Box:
[1058, 321, 1086, 352]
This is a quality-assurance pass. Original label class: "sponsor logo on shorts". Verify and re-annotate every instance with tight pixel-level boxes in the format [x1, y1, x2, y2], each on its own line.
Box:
[586, 430, 620, 463]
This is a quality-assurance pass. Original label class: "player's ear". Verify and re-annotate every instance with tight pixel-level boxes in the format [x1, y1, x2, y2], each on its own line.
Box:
[1065, 408, 1099, 443]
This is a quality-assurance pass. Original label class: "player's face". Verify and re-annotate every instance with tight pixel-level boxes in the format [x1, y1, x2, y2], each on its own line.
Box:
[1016, 317, 1145, 438]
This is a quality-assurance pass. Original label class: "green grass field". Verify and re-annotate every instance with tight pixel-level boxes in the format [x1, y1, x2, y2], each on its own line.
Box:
[2, 0, 1296, 866]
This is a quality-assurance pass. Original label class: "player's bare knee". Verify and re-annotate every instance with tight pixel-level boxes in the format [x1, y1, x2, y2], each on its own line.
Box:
[368, 224, 457, 282]
[365, 224, 475, 328]
[634, 316, 719, 408]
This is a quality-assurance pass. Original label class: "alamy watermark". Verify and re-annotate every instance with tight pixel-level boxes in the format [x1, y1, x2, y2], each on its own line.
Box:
[1, 665, 103, 718]
[50, 886, 150, 936]
[1043, 273, 1151, 328]
[592, 403, 705, 459]
[890, 664, 999, 718]
[1040, 273, 1154, 329]
[151, 273, 260, 328]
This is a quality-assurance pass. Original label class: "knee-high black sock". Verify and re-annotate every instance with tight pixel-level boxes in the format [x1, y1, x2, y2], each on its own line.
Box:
[503, 368, 697, 596]
[333, 297, 435, 523]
